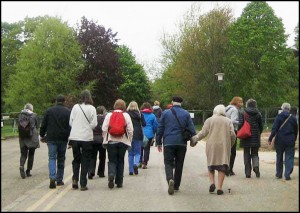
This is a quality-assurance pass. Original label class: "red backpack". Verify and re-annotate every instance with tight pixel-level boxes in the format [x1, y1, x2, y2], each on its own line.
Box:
[108, 111, 126, 136]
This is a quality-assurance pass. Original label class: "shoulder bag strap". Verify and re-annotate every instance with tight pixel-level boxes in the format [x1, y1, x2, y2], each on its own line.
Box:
[171, 108, 184, 131]
[279, 114, 292, 130]
[78, 104, 90, 124]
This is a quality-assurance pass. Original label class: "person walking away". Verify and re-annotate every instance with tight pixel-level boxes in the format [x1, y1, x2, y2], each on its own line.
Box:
[268, 103, 298, 180]
[88, 106, 107, 179]
[40, 95, 71, 188]
[102, 99, 133, 189]
[18, 103, 40, 179]
[68, 89, 97, 191]
[238, 98, 263, 178]
[191, 104, 236, 195]
[153, 100, 163, 121]
[127, 101, 146, 175]
[139, 102, 158, 169]
[156, 96, 196, 195]
[225, 96, 243, 176]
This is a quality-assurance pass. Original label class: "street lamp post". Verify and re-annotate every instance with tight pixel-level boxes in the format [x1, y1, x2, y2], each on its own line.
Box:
[215, 73, 224, 104]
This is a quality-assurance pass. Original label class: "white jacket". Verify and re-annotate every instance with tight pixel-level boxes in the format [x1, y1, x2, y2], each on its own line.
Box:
[69, 103, 97, 141]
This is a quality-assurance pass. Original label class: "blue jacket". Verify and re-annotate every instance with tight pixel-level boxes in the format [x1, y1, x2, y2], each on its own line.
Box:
[268, 111, 298, 146]
[142, 111, 158, 139]
[156, 105, 196, 146]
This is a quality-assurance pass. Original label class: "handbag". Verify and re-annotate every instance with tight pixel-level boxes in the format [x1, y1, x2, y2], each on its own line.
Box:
[270, 114, 292, 149]
[237, 112, 251, 139]
[171, 108, 192, 141]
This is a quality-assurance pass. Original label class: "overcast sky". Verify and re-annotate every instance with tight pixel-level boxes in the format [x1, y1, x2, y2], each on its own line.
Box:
[1, 1, 299, 66]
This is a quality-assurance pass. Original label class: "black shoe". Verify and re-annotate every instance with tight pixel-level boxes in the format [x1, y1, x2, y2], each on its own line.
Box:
[225, 170, 230, 176]
[72, 179, 78, 189]
[133, 165, 138, 175]
[57, 181, 64, 186]
[108, 175, 114, 189]
[246, 175, 251, 178]
[20, 167, 26, 179]
[49, 179, 56, 189]
[26, 170, 32, 177]
[168, 179, 174, 195]
[116, 183, 123, 188]
[209, 184, 216, 193]
[217, 189, 224, 195]
[80, 186, 88, 191]
[88, 173, 94, 179]
[129, 172, 133, 175]
[285, 177, 291, 180]
[275, 175, 282, 179]
[253, 167, 260, 178]
[229, 170, 235, 176]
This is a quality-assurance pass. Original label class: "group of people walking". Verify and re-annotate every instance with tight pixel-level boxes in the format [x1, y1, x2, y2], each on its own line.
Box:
[17, 90, 298, 196]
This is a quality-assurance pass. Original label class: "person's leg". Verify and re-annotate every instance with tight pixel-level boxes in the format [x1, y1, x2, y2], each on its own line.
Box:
[229, 140, 237, 175]
[107, 143, 118, 188]
[47, 142, 57, 181]
[251, 147, 260, 178]
[163, 146, 175, 182]
[88, 143, 97, 178]
[143, 138, 153, 167]
[243, 147, 252, 177]
[284, 145, 295, 180]
[208, 169, 216, 193]
[173, 146, 187, 190]
[128, 142, 135, 174]
[115, 143, 127, 187]
[80, 141, 93, 189]
[71, 141, 81, 188]
[98, 144, 106, 177]
[134, 140, 142, 174]
[217, 170, 225, 195]
[19, 146, 28, 178]
[26, 148, 36, 172]
[56, 142, 67, 183]
[275, 143, 284, 178]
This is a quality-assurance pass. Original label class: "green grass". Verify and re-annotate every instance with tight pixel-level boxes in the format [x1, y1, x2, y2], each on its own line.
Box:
[1, 125, 19, 138]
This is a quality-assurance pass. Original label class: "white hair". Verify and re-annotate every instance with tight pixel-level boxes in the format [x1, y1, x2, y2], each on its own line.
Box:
[281, 103, 291, 112]
[24, 103, 33, 111]
[213, 104, 226, 116]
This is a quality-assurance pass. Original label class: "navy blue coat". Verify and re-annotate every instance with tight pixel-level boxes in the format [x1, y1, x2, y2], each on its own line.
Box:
[268, 111, 298, 146]
[156, 105, 196, 146]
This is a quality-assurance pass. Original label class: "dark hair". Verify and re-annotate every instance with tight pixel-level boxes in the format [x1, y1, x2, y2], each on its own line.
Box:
[246, 98, 257, 108]
[141, 102, 152, 110]
[97, 105, 107, 114]
[172, 96, 183, 103]
[113, 99, 126, 111]
[56, 94, 65, 104]
[80, 89, 93, 105]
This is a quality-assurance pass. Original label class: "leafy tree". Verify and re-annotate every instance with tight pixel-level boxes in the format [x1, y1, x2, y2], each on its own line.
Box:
[224, 1, 289, 107]
[76, 17, 121, 109]
[4, 17, 84, 114]
[117, 45, 151, 106]
[1, 21, 23, 112]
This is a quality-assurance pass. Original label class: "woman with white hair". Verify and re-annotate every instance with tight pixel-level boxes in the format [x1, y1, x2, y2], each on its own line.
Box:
[190, 104, 236, 195]
[268, 103, 298, 180]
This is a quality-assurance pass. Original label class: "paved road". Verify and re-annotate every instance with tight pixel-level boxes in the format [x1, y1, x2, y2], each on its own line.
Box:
[1, 137, 299, 211]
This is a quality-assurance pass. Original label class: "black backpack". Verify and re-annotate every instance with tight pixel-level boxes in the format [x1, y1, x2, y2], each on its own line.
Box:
[18, 113, 32, 138]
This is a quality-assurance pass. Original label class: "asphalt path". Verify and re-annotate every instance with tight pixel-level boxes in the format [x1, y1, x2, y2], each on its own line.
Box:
[1, 137, 299, 212]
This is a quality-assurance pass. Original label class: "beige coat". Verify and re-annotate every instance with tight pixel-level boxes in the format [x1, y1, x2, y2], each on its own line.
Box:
[102, 111, 133, 149]
[195, 115, 236, 167]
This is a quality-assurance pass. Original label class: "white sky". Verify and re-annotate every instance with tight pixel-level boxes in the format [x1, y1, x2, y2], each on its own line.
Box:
[1, 1, 299, 66]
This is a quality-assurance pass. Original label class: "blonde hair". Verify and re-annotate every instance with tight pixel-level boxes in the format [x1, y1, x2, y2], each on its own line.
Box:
[154, 100, 160, 106]
[127, 101, 139, 111]
[230, 96, 243, 106]
[113, 99, 126, 110]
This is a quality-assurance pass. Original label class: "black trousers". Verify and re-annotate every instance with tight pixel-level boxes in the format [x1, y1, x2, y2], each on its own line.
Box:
[71, 140, 93, 187]
[163, 145, 187, 190]
[89, 143, 106, 176]
[20, 146, 36, 171]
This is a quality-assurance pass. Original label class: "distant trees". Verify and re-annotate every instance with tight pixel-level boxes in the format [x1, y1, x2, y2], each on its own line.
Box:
[3, 17, 84, 114]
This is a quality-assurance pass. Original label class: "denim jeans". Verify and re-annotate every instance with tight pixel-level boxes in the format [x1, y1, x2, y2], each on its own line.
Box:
[163, 145, 187, 190]
[89, 143, 106, 176]
[20, 146, 36, 170]
[275, 143, 295, 179]
[243, 147, 259, 176]
[107, 142, 128, 185]
[128, 139, 142, 173]
[47, 141, 67, 182]
[140, 138, 153, 165]
[71, 140, 93, 187]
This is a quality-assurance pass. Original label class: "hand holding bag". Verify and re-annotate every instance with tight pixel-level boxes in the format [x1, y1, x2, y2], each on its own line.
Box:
[237, 112, 251, 139]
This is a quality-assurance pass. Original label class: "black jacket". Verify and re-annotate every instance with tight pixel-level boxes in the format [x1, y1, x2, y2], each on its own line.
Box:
[127, 110, 146, 141]
[238, 107, 263, 148]
[40, 104, 71, 142]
